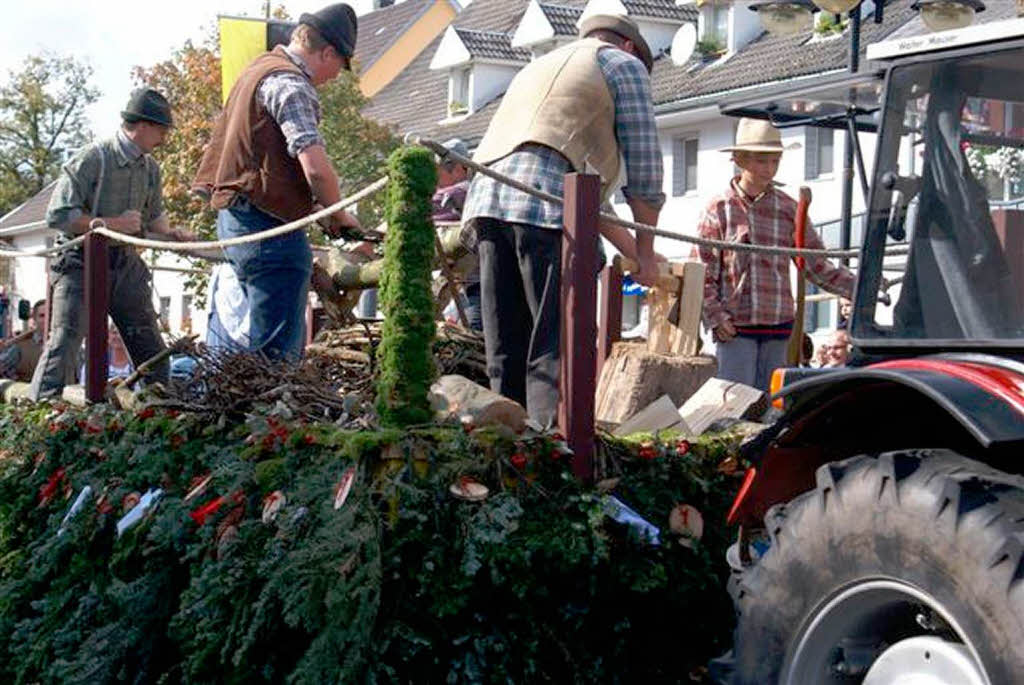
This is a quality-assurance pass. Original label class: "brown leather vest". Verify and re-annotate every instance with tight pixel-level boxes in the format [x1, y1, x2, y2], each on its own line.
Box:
[193, 47, 314, 222]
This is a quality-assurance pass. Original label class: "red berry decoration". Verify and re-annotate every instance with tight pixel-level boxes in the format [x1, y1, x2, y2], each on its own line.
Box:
[638, 441, 658, 460]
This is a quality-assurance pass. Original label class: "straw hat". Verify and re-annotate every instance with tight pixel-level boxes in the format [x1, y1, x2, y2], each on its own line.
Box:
[720, 118, 800, 153]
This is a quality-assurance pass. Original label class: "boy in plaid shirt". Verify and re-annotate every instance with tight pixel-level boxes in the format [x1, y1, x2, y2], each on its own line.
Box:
[695, 119, 855, 390]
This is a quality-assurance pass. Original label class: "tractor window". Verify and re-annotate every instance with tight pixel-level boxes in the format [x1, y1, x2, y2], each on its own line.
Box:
[855, 45, 1024, 347]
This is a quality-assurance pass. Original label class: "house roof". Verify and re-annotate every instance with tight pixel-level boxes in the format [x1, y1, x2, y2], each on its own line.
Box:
[456, 28, 532, 61]
[651, 0, 1020, 111]
[0, 182, 55, 233]
[538, 3, 582, 36]
[363, 0, 1021, 148]
[353, 0, 442, 72]
[622, 0, 697, 22]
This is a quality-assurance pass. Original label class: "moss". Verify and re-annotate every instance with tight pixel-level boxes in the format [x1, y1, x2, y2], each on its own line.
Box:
[375, 146, 438, 427]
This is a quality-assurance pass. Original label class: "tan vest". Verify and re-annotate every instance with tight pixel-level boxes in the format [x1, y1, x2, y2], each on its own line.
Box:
[192, 47, 314, 222]
[473, 38, 621, 196]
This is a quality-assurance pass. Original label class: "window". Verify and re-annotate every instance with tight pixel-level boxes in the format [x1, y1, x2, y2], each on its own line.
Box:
[159, 297, 171, 330]
[711, 5, 729, 43]
[672, 136, 699, 196]
[805, 126, 835, 179]
[449, 67, 470, 116]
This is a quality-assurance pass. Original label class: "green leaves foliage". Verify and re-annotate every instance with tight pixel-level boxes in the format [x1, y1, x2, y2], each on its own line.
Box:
[0, 403, 742, 682]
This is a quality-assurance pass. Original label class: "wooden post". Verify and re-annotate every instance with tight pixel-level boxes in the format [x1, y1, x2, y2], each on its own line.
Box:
[597, 262, 623, 377]
[559, 173, 600, 483]
[83, 232, 109, 403]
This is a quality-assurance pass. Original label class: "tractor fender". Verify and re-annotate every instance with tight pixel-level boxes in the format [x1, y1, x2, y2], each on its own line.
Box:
[728, 355, 1024, 526]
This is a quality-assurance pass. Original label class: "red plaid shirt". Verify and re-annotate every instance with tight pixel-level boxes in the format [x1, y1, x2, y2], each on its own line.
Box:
[694, 179, 855, 330]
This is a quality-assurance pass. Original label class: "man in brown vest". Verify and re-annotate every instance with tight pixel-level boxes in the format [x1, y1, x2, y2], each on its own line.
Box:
[193, 3, 362, 362]
[461, 14, 665, 428]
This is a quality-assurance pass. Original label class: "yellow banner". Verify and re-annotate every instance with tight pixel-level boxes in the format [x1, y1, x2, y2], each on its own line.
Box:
[219, 17, 268, 104]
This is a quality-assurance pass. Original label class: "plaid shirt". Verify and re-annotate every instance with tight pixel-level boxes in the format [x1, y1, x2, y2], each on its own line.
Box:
[47, 129, 164, 236]
[462, 44, 665, 230]
[257, 47, 324, 157]
[695, 179, 855, 329]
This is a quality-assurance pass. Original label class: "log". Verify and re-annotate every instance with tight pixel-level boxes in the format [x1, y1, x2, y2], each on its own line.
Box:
[677, 378, 764, 436]
[612, 394, 682, 436]
[430, 374, 527, 433]
[595, 342, 716, 426]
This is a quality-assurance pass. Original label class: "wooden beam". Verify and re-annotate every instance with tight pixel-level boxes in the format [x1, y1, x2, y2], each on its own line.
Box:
[559, 173, 599, 483]
[83, 232, 109, 404]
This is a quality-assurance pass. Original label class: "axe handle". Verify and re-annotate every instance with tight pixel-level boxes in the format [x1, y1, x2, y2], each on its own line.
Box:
[787, 187, 812, 366]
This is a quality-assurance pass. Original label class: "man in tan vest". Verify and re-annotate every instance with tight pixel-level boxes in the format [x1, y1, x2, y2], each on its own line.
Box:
[193, 3, 362, 362]
[461, 13, 665, 428]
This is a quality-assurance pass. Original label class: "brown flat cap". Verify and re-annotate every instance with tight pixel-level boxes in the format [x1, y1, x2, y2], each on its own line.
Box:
[579, 13, 653, 73]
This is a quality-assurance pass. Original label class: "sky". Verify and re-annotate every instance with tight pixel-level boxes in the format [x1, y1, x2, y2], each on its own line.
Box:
[0, 0, 384, 138]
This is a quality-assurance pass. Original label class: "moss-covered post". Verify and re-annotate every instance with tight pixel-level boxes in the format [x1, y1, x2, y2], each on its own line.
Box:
[375, 146, 438, 427]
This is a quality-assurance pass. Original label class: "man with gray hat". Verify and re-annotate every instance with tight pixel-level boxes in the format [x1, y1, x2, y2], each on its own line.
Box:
[193, 3, 363, 362]
[695, 118, 855, 390]
[29, 87, 189, 400]
[431, 138, 481, 330]
[461, 13, 664, 428]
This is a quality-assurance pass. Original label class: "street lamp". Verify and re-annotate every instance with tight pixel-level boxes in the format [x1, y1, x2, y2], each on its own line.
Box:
[911, 0, 986, 31]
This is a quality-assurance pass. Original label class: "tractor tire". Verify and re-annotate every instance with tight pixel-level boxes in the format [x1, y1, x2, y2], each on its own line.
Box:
[731, 449, 1024, 685]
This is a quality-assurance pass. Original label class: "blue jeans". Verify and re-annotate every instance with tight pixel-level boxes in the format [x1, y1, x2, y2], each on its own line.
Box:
[217, 200, 312, 361]
[716, 335, 789, 391]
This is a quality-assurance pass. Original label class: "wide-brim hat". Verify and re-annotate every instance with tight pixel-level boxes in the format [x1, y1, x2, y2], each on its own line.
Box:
[720, 117, 801, 153]
[579, 13, 653, 73]
[121, 87, 173, 127]
[299, 3, 358, 67]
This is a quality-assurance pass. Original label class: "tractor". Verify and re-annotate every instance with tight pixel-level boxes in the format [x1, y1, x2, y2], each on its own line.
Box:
[716, 17, 1024, 684]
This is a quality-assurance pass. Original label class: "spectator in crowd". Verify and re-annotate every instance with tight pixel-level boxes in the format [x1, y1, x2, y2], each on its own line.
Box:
[432, 138, 481, 331]
[193, 3, 362, 362]
[0, 300, 46, 381]
[819, 329, 851, 367]
[30, 88, 192, 400]
[694, 118, 855, 391]
[462, 14, 662, 427]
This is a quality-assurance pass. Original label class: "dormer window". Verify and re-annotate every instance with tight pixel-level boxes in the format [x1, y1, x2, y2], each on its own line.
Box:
[449, 67, 470, 116]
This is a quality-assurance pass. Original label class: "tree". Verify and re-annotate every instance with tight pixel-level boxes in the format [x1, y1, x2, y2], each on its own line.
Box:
[0, 53, 99, 216]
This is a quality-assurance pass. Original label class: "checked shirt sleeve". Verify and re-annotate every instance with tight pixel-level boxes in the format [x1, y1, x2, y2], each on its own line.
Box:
[801, 225, 856, 299]
[598, 49, 665, 209]
[257, 73, 325, 158]
[695, 203, 729, 329]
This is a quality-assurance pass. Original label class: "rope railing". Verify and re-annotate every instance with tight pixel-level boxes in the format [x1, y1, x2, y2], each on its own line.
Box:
[409, 135, 909, 261]
[0, 176, 388, 260]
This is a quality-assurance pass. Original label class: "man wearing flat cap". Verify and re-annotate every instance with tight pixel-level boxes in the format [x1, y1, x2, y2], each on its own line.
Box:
[461, 13, 664, 428]
[694, 118, 855, 390]
[30, 87, 188, 400]
[194, 3, 363, 362]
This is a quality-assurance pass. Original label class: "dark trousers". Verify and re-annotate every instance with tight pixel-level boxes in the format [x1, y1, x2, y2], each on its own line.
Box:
[29, 248, 167, 400]
[475, 217, 561, 428]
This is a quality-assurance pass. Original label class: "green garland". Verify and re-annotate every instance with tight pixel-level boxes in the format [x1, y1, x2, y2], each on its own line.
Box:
[376, 145, 438, 427]
[0, 404, 746, 682]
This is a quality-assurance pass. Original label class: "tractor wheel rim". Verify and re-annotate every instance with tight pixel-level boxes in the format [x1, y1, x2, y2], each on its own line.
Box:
[782, 578, 989, 685]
